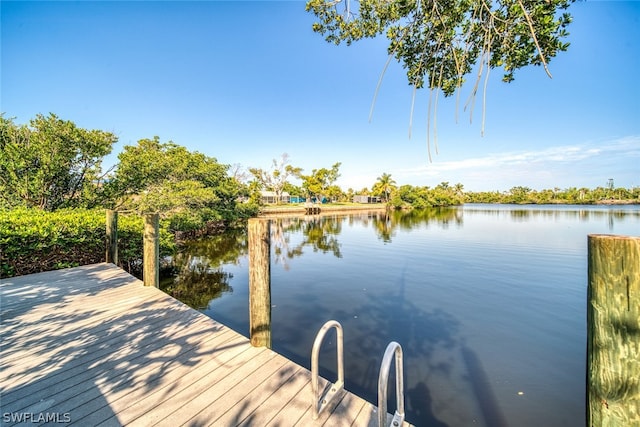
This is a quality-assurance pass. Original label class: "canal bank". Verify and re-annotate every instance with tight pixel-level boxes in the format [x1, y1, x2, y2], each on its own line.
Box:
[258, 203, 388, 217]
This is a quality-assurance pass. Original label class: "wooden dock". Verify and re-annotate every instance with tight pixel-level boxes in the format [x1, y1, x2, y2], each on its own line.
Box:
[0, 263, 412, 426]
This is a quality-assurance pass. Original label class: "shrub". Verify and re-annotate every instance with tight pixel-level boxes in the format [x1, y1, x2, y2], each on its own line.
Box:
[0, 208, 175, 278]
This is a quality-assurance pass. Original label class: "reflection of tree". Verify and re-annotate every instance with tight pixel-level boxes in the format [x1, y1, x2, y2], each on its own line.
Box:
[371, 211, 394, 243]
[270, 216, 344, 269]
[371, 208, 463, 242]
[268, 209, 466, 262]
[272, 264, 462, 426]
[162, 269, 232, 310]
[467, 206, 640, 229]
[161, 230, 247, 310]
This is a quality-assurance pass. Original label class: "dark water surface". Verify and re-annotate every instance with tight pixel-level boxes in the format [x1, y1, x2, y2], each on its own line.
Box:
[161, 204, 640, 427]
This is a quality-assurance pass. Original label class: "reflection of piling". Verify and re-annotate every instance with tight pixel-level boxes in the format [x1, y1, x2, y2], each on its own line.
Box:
[143, 213, 159, 288]
[587, 234, 640, 426]
[304, 202, 321, 215]
[461, 346, 507, 427]
[248, 218, 271, 348]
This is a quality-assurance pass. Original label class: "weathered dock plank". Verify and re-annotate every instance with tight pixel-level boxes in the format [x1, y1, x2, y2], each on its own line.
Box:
[0, 264, 412, 427]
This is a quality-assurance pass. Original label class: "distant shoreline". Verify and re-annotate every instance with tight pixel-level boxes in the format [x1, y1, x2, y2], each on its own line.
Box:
[593, 199, 639, 205]
[258, 199, 639, 217]
[258, 204, 388, 217]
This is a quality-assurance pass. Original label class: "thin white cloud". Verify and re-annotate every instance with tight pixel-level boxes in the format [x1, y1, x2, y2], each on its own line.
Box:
[389, 135, 640, 190]
[398, 136, 640, 176]
[337, 136, 639, 191]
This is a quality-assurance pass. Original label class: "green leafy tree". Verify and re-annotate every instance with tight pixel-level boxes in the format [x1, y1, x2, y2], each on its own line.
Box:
[372, 172, 397, 203]
[249, 153, 302, 203]
[0, 114, 116, 210]
[307, 0, 574, 152]
[306, 0, 573, 90]
[296, 162, 342, 202]
[108, 137, 250, 230]
[390, 182, 463, 208]
[326, 184, 346, 202]
[356, 187, 371, 196]
[282, 181, 305, 199]
[506, 186, 533, 204]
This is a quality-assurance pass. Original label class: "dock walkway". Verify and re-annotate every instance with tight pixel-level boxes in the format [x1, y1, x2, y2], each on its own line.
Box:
[0, 263, 412, 426]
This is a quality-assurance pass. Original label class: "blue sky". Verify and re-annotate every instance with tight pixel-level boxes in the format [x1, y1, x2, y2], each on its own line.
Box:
[2, 0, 639, 192]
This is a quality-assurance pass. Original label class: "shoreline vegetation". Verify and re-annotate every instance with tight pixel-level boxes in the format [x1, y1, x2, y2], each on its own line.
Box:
[2, 201, 638, 279]
[258, 198, 640, 216]
[1, 115, 638, 278]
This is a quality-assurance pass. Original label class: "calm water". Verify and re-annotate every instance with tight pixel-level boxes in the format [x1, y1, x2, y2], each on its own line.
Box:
[161, 204, 640, 427]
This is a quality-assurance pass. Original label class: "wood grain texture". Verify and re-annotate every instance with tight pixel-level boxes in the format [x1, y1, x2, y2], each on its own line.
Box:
[587, 234, 640, 426]
[106, 210, 118, 265]
[248, 218, 271, 348]
[143, 213, 159, 288]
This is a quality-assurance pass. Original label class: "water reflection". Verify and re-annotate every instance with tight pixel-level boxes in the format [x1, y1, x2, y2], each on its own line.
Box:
[391, 207, 464, 231]
[162, 205, 639, 426]
[465, 203, 639, 230]
[161, 204, 632, 309]
[270, 208, 464, 250]
[160, 229, 247, 309]
[270, 216, 343, 269]
[339, 265, 463, 426]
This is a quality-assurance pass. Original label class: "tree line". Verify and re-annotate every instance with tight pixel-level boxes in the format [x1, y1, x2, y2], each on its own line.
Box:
[1, 114, 259, 233]
[251, 154, 639, 208]
[2, 113, 638, 223]
[465, 186, 640, 205]
[1, 113, 637, 278]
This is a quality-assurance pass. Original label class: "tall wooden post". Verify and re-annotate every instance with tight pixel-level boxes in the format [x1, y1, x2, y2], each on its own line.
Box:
[143, 213, 159, 288]
[248, 218, 271, 348]
[106, 210, 118, 265]
[587, 234, 640, 426]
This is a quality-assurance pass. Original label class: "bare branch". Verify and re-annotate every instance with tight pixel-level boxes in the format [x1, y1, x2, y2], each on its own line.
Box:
[517, 0, 553, 78]
[369, 52, 395, 123]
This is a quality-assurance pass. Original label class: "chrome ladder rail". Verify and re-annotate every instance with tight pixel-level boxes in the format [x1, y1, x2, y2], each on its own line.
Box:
[378, 341, 405, 427]
[311, 320, 345, 419]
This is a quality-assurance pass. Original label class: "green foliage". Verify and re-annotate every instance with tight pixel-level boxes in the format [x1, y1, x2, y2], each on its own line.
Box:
[465, 186, 640, 204]
[0, 208, 175, 278]
[282, 181, 305, 198]
[390, 182, 464, 208]
[306, 0, 574, 92]
[0, 114, 117, 210]
[296, 162, 342, 201]
[108, 136, 252, 231]
[372, 173, 397, 202]
[249, 153, 303, 203]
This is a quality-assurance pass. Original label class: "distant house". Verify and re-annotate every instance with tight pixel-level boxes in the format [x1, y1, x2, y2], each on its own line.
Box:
[260, 190, 290, 204]
[353, 195, 381, 204]
[290, 196, 306, 203]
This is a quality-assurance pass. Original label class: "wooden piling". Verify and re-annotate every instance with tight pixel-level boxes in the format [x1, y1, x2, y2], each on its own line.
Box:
[106, 210, 118, 265]
[143, 213, 159, 288]
[587, 234, 640, 426]
[248, 218, 271, 348]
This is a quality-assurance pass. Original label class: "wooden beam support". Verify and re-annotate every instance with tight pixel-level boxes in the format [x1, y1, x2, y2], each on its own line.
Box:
[106, 210, 118, 265]
[143, 213, 159, 288]
[248, 218, 271, 348]
[587, 234, 640, 426]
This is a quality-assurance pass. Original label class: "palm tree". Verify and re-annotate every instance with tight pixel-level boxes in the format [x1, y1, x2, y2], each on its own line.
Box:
[373, 173, 397, 203]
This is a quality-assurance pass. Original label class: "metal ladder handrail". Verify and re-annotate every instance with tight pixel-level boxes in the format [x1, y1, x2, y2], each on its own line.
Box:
[378, 341, 405, 427]
[311, 320, 345, 420]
